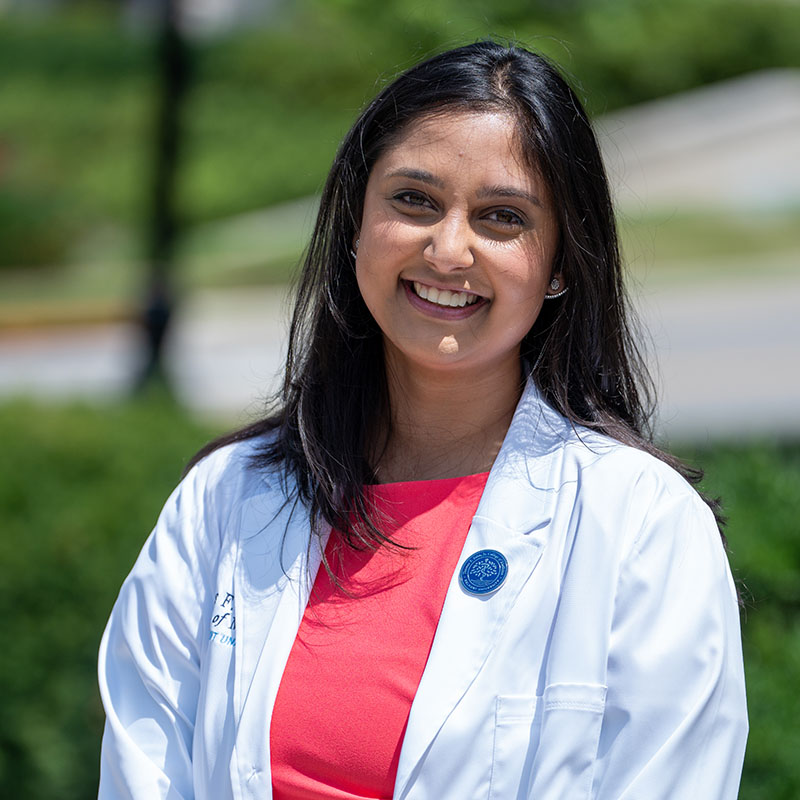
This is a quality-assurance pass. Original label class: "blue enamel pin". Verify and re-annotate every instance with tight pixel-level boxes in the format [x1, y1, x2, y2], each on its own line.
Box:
[459, 549, 508, 595]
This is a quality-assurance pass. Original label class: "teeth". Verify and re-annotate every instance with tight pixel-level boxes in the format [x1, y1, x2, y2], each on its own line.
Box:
[413, 281, 480, 308]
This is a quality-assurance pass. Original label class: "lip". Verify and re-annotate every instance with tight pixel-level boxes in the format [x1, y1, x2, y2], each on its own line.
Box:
[402, 279, 488, 320]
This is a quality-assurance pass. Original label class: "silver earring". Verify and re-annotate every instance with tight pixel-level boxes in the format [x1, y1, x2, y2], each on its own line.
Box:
[350, 238, 360, 260]
[544, 277, 568, 299]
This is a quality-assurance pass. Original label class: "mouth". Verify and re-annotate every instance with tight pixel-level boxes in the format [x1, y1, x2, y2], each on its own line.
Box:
[409, 280, 484, 308]
[402, 279, 488, 319]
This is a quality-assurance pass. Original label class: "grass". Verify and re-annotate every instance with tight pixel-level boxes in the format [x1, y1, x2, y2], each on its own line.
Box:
[619, 209, 800, 284]
[0, 395, 798, 797]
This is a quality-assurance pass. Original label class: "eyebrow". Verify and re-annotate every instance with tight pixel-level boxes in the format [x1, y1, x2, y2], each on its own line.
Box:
[386, 169, 542, 207]
[386, 168, 445, 188]
[477, 185, 542, 208]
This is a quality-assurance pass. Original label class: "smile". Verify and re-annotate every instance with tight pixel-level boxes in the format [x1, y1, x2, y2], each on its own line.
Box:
[411, 281, 482, 308]
[402, 280, 487, 320]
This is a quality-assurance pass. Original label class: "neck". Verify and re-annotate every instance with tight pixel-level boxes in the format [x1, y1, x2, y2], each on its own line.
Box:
[373, 355, 524, 483]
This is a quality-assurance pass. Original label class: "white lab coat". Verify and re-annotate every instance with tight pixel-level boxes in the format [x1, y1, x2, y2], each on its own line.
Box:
[98, 381, 748, 799]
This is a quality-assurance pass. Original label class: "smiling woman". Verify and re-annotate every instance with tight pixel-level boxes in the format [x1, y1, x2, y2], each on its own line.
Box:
[98, 41, 747, 800]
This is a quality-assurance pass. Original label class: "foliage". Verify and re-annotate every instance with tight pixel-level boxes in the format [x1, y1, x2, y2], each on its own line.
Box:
[0, 395, 798, 796]
[0, 396, 220, 798]
[0, 7, 153, 268]
[682, 439, 800, 800]
[0, 181, 78, 267]
[0, 0, 798, 267]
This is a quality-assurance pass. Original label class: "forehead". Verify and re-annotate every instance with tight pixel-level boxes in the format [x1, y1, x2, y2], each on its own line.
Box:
[374, 110, 538, 186]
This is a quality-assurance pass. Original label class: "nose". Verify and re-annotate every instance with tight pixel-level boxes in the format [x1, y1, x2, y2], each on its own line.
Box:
[423, 212, 474, 271]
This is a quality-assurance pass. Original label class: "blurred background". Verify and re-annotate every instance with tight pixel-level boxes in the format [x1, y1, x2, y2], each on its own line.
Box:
[0, 0, 798, 797]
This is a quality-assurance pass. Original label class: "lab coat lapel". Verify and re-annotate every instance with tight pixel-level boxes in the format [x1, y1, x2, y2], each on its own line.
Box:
[231, 486, 326, 798]
[393, 381, 562, 798]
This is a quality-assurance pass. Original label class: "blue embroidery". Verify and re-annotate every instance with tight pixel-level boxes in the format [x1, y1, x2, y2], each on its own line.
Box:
[209, 591, 236, 646]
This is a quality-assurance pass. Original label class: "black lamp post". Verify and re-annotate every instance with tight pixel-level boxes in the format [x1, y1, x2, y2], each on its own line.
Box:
[137, 0, 189, 391]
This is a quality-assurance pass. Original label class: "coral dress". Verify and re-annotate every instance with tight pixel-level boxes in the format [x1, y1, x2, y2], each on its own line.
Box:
[270, 472, 489, 799]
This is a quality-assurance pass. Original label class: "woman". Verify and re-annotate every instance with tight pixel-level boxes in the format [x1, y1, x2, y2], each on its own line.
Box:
[98, 41, 747, 799]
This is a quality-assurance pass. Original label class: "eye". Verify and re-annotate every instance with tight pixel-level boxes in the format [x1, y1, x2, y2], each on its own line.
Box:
[485, 208, 525, 227]
[392, 190, 435, 211]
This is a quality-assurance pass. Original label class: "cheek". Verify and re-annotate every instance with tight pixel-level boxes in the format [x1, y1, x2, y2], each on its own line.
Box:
[362, 218, 420, 261]
[494, 262, 550, 334]
[355, 260, 392, 323]
[506, 297, 545, 341]
[496, 249, 552, 301]
[355, 222, 420, 306]
[355, 262, 375, 307]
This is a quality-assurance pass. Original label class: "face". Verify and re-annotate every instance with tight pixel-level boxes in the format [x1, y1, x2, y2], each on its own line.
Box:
[356, 110, 561, 383]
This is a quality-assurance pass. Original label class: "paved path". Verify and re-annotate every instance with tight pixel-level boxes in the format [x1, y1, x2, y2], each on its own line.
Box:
[1, 274, 799, 440]
[635, 274, 800, 439]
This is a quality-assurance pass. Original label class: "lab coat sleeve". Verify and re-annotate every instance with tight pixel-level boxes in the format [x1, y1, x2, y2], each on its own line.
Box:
[593, 484, 748, 799]
[97, 460, 224, 800]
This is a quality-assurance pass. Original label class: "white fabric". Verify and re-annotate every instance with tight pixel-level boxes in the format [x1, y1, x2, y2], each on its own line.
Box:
[98, 381, 748, 799]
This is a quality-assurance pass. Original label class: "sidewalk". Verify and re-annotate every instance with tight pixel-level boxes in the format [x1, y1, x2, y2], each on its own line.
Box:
[1, 273, 798, 439]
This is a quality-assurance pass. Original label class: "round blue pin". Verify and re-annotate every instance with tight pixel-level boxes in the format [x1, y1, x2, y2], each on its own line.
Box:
[459, 549, 508, 595]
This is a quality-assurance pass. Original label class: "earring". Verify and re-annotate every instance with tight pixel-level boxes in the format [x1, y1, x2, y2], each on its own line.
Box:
[350, 238, 360, 260]
[544, 276, 568, 300]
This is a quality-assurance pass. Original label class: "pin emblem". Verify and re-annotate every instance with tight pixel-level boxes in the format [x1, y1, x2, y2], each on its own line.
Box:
[459, 549, 508, 595]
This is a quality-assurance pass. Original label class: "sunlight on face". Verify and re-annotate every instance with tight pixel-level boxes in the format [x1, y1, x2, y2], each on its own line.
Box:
[437, 335, 459, 356]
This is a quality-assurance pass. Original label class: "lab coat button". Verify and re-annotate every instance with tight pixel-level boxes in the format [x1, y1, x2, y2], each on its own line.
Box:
[459, 549, 508, 595]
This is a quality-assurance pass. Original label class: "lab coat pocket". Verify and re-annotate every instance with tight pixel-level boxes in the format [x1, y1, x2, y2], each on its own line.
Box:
[527, 682, 607, 799]
[488, 695, 542, 800]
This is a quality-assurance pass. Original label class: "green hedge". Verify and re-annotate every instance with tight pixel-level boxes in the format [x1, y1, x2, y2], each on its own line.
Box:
[686, 440, 800, 800]
[0, 396, 799, 797]
[0, 396, 220, 798]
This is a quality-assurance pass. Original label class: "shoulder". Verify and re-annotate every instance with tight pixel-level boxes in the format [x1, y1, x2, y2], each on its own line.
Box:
[513, 381, 693, 493]
[182, 432, 285, 511]
[568, 429, 696, 500]
[496, 386, 718, 572]
[561, 431, 723, 574]
[513, 387, 718, 556]
[155, 433, 290, 557]
[517, 377, 702, 506]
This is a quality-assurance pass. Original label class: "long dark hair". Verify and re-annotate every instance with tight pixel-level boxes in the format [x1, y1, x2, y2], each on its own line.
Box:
[190, 40, 719, 549]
